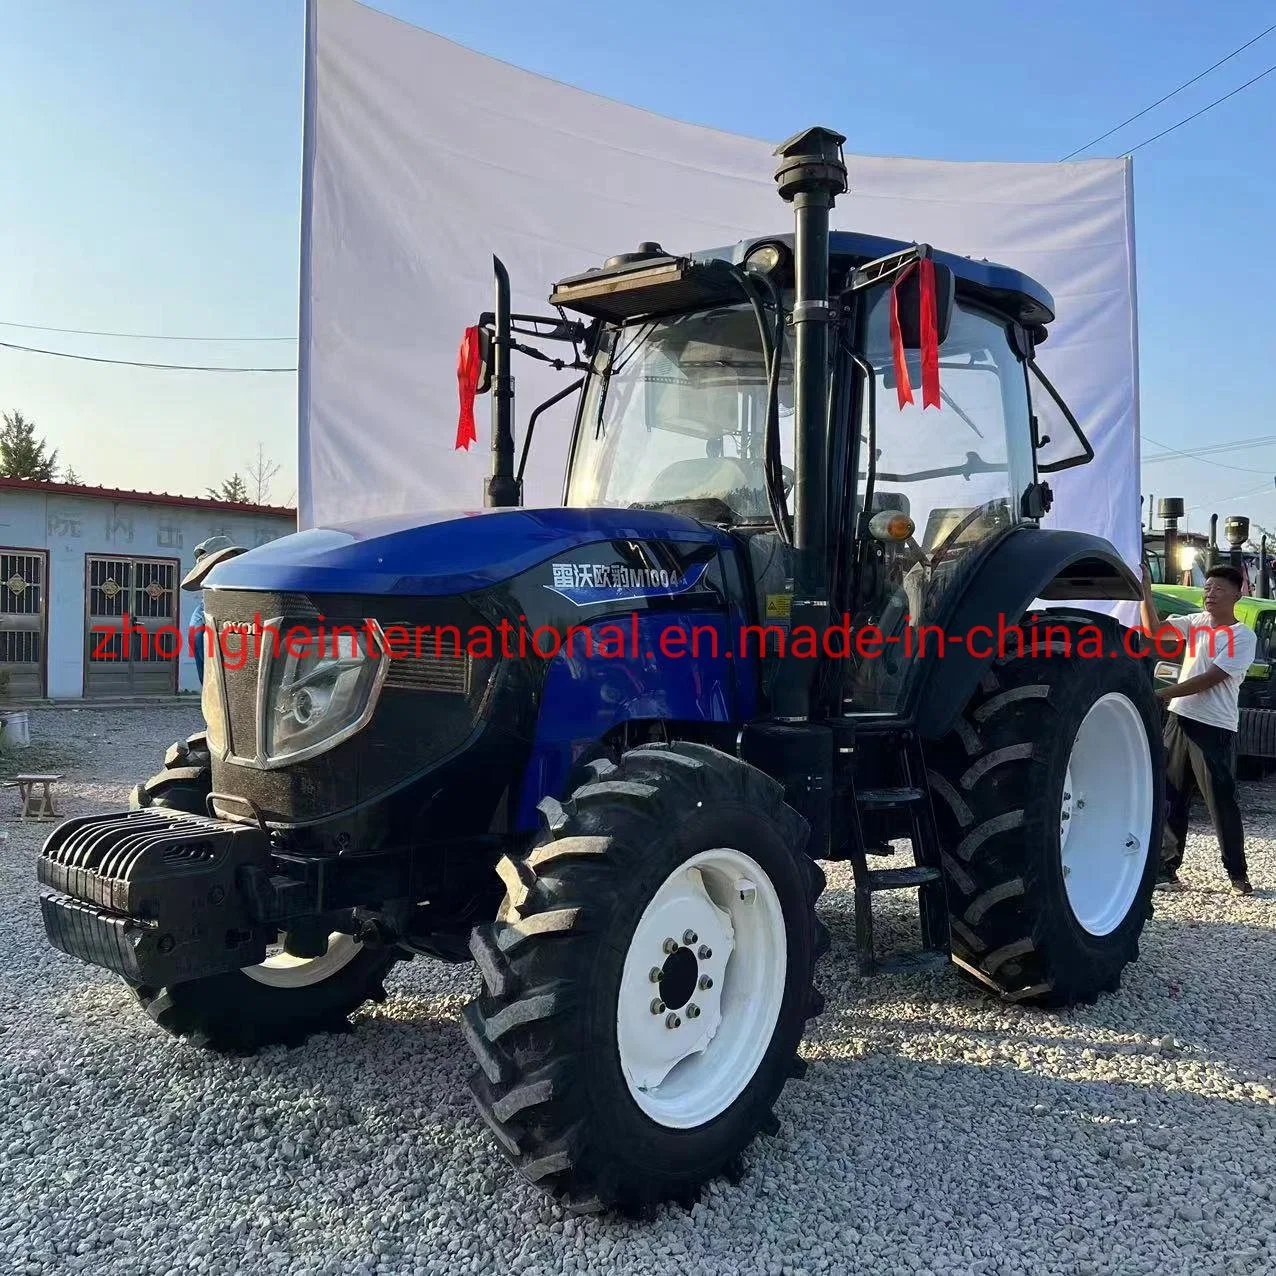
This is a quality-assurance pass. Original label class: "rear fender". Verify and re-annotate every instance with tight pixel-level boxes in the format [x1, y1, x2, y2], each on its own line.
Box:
[914, 527, 1140, 740]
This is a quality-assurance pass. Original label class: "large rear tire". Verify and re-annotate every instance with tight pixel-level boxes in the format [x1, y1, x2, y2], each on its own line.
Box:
[927, 613, 1162, 1006]
[462, 741, 827, 1212]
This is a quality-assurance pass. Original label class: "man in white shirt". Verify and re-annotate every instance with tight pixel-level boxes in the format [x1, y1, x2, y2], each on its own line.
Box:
[1140, 562, 1254, 894]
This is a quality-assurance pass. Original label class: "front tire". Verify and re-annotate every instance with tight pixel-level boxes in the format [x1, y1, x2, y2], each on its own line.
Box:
[462, 741, 827, 1211]
[927, 613, 1162, 1006]
[130, 934, 402, 1052]
[124, 735, 402, 1049]
[129, 731, 212, 814]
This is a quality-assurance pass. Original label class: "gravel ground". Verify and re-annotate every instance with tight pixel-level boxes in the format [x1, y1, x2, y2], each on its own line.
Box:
[1, 706, 1274, 1276]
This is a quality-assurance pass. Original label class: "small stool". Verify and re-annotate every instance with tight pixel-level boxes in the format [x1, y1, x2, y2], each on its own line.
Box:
[16, 774, 63, 820]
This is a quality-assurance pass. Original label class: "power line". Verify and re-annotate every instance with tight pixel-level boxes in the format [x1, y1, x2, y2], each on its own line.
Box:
[1186, 478, 1274, 513]
[1061, 21, 1276, 158]
[1169, 434, 1276, 459]
[0, 339, 296, 373]
[0, 318, 294, 342]
[1142, 435, 1276, 475]
[1142, 432, 1276, 468]
[1124, 61, 1276, 153]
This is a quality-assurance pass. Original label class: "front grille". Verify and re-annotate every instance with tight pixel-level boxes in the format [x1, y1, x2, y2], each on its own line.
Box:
[385, 649, 470, 694]
[215, 626, 261, 760]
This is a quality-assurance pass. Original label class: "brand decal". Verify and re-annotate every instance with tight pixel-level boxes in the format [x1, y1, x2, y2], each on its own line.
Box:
[545, 560, 708, 607]
[219, 619, 262, 638]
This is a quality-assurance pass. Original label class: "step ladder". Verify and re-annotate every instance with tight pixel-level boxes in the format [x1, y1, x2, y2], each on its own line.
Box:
[843, 726, 950, 977]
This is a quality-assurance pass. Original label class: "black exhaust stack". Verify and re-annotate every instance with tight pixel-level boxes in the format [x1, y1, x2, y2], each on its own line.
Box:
[1158, 497, 1184, 585]
[1225, 515, 1249, 574]
[486, 256, 521, 507]
[771, 126, 848, 719]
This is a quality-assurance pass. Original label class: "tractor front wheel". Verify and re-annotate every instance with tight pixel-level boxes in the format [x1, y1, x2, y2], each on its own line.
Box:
[462, 741, 827, 1212]
[124, 735, 403, 1050]
[129, 930, 403, 1053]
[129, 730, 212, 814]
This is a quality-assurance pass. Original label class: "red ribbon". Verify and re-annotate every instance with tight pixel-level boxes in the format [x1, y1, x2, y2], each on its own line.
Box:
[455, 326, 481, 450]
[889, 264, 915, 411]
[918, 257, 941, 410]
[889, 259, 942, 412]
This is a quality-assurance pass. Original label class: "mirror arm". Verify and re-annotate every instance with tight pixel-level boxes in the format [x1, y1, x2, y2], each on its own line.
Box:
[517, 377, 585, 485]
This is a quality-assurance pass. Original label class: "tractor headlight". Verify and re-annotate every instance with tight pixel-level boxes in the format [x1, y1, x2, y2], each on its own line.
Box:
[260, 620, 389, 766]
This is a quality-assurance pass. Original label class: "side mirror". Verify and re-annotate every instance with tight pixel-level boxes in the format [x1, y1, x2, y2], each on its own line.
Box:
[894, 262, 955, 350]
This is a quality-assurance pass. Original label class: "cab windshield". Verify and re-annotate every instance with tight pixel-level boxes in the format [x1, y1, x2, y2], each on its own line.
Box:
[565, 305, 791, 521]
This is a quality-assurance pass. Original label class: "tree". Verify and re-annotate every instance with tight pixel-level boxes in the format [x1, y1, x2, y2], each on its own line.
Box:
[206, 474, 249, 503]
[0, 410, 59, 481]
[62, 467, 82, 485]
[245, 443, 282, 505]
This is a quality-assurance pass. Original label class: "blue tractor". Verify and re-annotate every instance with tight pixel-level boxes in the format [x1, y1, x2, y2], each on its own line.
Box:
[38, 127, 1162, 1212]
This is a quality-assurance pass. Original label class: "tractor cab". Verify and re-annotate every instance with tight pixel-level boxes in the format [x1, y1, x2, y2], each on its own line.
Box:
[546, 222, 1096, 716]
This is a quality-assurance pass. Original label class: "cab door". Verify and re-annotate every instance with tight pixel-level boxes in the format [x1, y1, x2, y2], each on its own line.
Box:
[842, 298, 1037, 715]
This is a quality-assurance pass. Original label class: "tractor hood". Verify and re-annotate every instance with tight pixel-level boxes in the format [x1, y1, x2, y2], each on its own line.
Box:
[204, 506, 729, 597]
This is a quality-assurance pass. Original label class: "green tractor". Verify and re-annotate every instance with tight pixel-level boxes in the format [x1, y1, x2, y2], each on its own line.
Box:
[38, 126, 1163, 1212]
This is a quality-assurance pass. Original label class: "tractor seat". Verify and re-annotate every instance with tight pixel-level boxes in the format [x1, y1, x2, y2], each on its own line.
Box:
[645, 456, 760, 506]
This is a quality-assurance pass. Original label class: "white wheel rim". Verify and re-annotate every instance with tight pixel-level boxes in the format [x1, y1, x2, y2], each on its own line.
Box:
[1059, 692, 1153, 936]
[616, 848, 787, 1129]
[242, 932, 362, 988]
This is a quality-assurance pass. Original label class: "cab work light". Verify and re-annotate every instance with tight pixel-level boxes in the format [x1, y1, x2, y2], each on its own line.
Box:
[550, 252, 744, 323]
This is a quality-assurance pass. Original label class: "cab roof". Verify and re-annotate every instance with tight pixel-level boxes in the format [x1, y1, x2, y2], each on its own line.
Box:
[698, 231, 1056, 327]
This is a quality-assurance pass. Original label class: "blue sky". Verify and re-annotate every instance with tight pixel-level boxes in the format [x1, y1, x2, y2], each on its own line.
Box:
[1, 0, 1273, 530]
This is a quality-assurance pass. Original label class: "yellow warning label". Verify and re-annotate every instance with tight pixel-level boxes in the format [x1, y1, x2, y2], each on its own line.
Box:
[765, 593, 792, 621]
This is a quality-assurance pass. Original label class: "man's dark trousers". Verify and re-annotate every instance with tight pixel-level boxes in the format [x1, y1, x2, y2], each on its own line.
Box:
[1162, 712, 1247, 880]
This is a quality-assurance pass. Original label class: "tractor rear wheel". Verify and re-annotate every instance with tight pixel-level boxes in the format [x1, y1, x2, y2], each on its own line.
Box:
[927, 613, 1162, 1007]
[462, 741, 827, 1212]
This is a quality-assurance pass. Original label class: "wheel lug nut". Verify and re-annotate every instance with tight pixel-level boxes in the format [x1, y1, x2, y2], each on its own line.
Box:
[698, 975, 713, 990]
[650, 999, 665, 1014]
[662, 937, 678, 955]
[698, 945, 712, 960]
[665, 1013, 681, 1029]
[649, 967, 663, 983]
[683, 929, 698, 945]
[686, 1003, 700, 1019]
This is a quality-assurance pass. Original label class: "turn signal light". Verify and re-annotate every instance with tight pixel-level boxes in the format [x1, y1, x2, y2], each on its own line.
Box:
[868, 510, 915, 543]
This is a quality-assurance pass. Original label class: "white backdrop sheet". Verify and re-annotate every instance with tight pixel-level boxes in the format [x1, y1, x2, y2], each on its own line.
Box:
[300, 0, 1141, 597]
